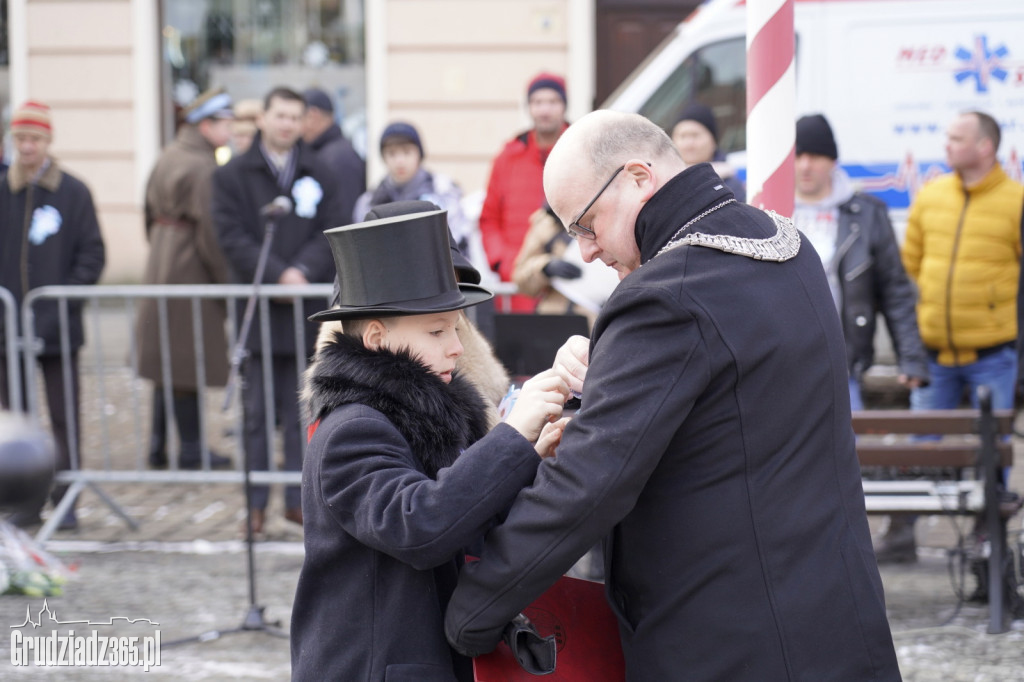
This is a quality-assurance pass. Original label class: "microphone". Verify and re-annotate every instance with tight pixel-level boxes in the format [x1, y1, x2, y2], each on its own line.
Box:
[260, 196, 293, 216]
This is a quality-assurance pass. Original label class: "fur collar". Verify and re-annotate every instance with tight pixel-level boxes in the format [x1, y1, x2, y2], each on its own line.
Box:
[7, 157, 62, 193]
[303, 331, 491, 477]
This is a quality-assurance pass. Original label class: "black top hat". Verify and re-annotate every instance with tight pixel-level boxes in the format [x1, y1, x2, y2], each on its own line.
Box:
[309, 209, 493, 322]
[363, 200, 482, 284]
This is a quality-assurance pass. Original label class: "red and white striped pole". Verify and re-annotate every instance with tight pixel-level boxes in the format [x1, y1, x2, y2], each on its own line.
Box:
[746, 0, 795, 216]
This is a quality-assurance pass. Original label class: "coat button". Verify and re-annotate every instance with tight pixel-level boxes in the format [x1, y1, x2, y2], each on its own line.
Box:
[856, 315, 868, 326]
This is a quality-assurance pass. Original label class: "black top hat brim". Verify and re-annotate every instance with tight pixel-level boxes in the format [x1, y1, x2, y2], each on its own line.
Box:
[309, 283, 493, 322]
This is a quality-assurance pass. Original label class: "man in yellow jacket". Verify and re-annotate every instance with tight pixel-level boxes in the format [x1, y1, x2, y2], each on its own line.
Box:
[890, 110, 1023, 562]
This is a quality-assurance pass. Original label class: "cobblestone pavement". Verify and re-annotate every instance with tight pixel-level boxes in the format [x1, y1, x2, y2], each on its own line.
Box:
[1, 307, 1023, 679]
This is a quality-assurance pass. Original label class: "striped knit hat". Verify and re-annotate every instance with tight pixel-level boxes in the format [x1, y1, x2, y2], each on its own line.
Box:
[11, 101, 52, 136]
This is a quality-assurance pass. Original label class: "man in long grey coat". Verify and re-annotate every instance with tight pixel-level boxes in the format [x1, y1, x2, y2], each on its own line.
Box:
[136, 88, 233, 470]
[445, 111, 901, 680]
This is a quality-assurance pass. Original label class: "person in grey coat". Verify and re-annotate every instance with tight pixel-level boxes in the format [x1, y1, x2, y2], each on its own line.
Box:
[445, 111, 901, 681]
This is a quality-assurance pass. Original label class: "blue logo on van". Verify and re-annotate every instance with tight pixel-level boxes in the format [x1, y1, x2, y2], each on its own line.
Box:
[954, 35, 1008, 93]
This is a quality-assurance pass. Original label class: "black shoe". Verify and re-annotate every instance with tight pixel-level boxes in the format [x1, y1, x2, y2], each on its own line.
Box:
[7, 510, 43, 529]
[179, 451, 233, 470]
[148, 450, 168, 469]
[874, 519, 917, 564]
[56, 509, 78, 532]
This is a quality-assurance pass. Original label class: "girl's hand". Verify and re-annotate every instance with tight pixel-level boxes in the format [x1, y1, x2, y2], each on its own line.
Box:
[505, 369, 569, 443]
[535, 417, 571, 459]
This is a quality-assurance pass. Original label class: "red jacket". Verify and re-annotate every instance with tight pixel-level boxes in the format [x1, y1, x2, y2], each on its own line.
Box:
[480, 126, 568, 311]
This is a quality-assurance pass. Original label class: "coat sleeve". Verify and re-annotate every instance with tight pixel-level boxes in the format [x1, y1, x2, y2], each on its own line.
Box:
[512, 209, 557, 297]
[334, 144, 366, 227]
[193, 165, 229, 284]
[290, 172, 343, 282]
[445, 282, 711, 657]
[869, 202, 929, 382]
[211, 165, 289, 283]
[901, 193, 924, 283]
[316, 416, 540, 570]
[479, 155, 510, 276]
[67, 181, 105, 286]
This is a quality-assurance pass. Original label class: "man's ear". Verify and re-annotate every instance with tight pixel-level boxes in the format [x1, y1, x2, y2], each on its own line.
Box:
[362, 320, 387, 351]
[623, 159, 657, 201]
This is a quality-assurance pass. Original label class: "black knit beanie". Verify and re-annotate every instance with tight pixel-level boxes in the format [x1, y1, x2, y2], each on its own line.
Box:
[795, 114, 838, 160]
[675, 102, 718, 143]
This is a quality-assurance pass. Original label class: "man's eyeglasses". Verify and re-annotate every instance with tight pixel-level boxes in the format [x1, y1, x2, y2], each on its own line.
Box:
[566, 166, 625, 240]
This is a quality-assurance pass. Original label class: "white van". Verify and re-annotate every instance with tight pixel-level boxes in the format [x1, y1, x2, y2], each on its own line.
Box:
[603, 0, 1024, 228]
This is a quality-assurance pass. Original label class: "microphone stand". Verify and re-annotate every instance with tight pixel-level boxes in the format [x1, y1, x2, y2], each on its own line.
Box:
[166, 209, 288, 648]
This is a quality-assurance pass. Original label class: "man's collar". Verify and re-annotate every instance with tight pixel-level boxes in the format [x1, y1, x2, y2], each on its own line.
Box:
[635, 163, 737, 262]
[7, 156, 61, 193]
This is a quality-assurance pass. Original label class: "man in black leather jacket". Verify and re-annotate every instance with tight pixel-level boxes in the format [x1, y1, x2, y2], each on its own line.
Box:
[794, 114, 929, 410]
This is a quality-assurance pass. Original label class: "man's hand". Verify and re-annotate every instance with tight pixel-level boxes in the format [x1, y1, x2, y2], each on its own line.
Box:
[553, 335, 589, 397]
[542, 259, 583, 280]
[278, 267, 309, 286]
[276, 267, 309, 302]
[505, 369, 569, 443]
[898, 374, 926, 390]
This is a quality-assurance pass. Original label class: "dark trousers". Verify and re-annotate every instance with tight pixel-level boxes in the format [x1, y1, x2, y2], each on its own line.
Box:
[241, 354, 302, 511]
[149, 388, 207, 466]
[0, 353, 81, 510]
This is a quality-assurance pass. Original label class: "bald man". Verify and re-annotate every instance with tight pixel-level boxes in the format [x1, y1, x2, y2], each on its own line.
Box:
[445, 111, 899, 680]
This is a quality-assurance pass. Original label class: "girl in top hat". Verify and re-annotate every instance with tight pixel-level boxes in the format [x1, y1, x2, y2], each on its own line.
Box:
[291, 208, 570, 681]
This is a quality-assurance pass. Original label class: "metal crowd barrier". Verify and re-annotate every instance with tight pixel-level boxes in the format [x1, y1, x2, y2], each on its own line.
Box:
[0, 286, 21, 412]
[13, 281, 519, 542]
[19, 283, 334, 541]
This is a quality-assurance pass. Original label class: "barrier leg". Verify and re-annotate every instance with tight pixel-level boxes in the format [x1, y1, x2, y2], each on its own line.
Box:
[34, 478, 86, 543]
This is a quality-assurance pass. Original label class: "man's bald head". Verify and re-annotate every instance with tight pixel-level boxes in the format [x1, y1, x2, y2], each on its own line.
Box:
[544, 111, 683, 220]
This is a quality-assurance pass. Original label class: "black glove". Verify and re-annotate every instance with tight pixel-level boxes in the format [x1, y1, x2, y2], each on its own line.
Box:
[501, 613, 556, 676]
[542, 259, 583, 280]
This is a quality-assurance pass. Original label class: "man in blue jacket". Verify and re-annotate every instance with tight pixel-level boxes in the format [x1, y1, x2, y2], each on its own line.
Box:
[445, 111, 900, 681]
[0, 101, 105, 531]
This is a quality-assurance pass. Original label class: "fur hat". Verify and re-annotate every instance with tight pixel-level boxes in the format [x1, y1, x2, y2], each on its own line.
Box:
[310, 209, 492, 322]
[796, 114, 838, 160]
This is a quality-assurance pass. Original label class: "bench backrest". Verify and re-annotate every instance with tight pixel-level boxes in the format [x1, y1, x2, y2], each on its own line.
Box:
[852, 409, 1014, 469]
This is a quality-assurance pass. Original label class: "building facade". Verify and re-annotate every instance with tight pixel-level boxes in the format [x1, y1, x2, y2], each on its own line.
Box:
[6, 0, 694, 282]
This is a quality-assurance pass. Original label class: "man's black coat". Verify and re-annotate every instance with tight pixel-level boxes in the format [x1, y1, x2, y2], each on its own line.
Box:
[446, 164, 901, 681]
[308, 123, 365, 227]
[212, 133, 343, 356]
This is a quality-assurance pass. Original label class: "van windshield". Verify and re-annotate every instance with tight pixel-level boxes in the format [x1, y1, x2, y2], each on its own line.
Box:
[639, 37, 747, 154]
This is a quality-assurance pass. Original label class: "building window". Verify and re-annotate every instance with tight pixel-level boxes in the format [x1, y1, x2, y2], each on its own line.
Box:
[160, 0, 365, 151]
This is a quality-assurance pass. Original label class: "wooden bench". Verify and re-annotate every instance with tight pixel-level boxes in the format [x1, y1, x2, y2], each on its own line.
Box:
[851, 388, 1019, 633]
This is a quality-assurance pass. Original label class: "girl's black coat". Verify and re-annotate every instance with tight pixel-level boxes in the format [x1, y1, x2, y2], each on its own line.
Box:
[291, 334, 538, 681]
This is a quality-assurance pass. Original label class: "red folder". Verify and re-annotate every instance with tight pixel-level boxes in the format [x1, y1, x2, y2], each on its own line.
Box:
[472, 575, 626, 681]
